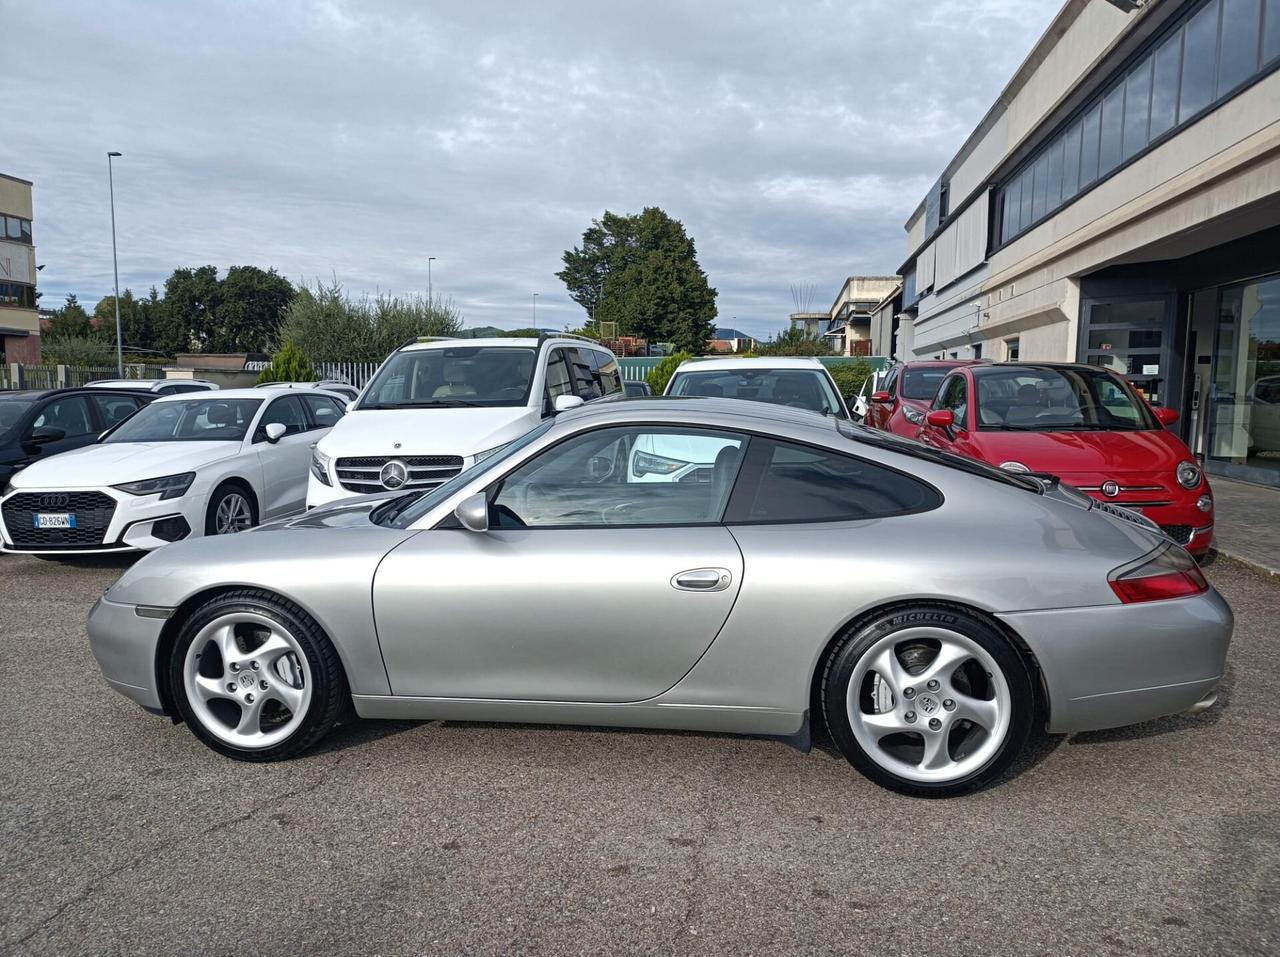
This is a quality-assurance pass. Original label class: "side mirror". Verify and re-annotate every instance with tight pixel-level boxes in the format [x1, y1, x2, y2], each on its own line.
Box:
[587, 454, 614, 481]
[25, 426, 65, 448]
[553, 394, 585, 413]
[264, 422, 288, 443]
[926, 409, 955, 429]
[1153, 406, 1179, 426]
[454, 492, 490, 532]
[870, 391, 893, 404]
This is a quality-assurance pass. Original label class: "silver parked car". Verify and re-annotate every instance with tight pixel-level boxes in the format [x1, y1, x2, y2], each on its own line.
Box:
[87, 398, 1231, 796]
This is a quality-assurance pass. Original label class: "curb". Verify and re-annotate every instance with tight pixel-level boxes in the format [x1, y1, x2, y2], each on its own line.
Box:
[1208, 548, 1279, 578]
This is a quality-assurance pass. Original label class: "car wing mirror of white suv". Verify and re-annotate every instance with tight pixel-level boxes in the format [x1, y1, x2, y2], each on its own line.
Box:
[553, 394, 585, 413]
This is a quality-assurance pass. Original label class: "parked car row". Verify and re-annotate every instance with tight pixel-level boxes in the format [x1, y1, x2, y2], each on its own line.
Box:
[860, 359, 1215, 557]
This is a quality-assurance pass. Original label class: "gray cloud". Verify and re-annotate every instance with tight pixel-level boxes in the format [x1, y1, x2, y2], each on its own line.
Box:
[8, 0, 1060, 340]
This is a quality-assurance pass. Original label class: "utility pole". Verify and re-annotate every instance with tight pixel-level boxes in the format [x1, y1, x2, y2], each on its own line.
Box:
[533, 293, 539, 327]
[107, 151, 124, 377]
[428, 257, 436, 304]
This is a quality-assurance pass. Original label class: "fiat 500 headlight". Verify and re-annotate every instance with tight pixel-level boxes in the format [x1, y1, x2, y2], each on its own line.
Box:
[112, 472, 196, 501]
[1176, 460, 1202, 489]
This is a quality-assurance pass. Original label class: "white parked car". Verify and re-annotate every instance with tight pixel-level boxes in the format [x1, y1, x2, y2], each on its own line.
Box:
[0, 389, 347, 556]
[89, 378, 219, 395]
[307, 336, 624, 506]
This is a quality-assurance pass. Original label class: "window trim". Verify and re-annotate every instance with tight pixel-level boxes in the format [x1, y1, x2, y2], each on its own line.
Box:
[992, 0, 1280, 252]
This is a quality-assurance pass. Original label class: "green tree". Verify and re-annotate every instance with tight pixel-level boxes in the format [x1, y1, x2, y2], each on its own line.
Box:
[153, 266, 220, 354]
[214, 266, 295, 353]
[256, 340, 317, 384]
[646, 351, 693, 394]
[558, 207, 717, 353]
[826, 359, 874, 401]
[275, 280, 463, 363]
[756, 326, 834, 357]
[41, 335, 115, 367]
[47, 294, 95, 340]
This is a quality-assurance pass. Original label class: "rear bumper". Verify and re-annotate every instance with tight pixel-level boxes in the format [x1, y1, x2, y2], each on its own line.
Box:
[87, 596, 169, 712]
[999, 587, 1232, 734]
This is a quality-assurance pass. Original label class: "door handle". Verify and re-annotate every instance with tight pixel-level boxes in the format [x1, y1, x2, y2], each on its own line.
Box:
[671, 568, 733, 592]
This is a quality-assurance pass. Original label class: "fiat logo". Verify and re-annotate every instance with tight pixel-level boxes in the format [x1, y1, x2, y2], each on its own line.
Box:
[379, 460, 409, 490]
[39, 494, 70, 509]
[1101, 481, 1120, 498]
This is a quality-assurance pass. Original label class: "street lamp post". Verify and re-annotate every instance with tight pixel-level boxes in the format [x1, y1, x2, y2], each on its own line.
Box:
[533, 293, 539, 327]
[428, 257, 436, 304]
[107, 152, 124, 377]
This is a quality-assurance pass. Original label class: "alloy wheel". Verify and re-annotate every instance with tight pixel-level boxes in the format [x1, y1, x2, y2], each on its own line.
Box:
[182, 612, 312, 750]
[214, 492, 254, 534]
[847, 626, 1011, 784]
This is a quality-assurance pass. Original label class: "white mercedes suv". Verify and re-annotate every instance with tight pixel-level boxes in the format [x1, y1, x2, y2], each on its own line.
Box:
[307, 336, 625, 506]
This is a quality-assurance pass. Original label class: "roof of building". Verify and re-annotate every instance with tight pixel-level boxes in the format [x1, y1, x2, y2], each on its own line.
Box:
[713, 327, 752, 340]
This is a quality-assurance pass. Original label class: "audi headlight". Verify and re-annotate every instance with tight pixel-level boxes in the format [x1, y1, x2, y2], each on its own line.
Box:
[472, 443, 509, 465]
[634, 450, 688, 477]
[1176, 460, 1202, 489]
[310, 446, 332, 486]
[112, 472, 196, 501]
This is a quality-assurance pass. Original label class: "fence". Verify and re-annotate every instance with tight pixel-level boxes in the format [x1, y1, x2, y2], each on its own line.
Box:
[313, 361, 382, 388]
[1, 363, 168, 390]
[617, 355, 890, 383]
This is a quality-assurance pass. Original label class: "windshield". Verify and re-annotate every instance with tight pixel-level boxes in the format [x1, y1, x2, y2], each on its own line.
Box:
[0, 396, 36, 444]
[360, 346, 538, 409]
[974, 367, 1157, 431]
[669, 368, 845, 417]
[377, 419, 555, 528]
[104, 398, 262, 443]
[900, 368, 949, 401]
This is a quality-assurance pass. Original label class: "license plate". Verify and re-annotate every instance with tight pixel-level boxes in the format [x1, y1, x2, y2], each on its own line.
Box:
[34, 513, 76, 529]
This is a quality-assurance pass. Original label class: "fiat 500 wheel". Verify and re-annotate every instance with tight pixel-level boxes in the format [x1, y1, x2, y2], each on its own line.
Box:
[822, 606, 1035, 798]
[169, 590, 348, 761]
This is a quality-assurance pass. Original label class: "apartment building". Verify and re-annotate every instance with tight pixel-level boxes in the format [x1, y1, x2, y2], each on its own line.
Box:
[883, 0, 1280, 489]
[0, 174, 39, 364]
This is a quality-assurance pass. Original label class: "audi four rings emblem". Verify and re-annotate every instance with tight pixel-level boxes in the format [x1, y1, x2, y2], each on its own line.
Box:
[39, 494, 70, 509]
[380, 460, 409, 490]
[1101, 481, 1120, 498]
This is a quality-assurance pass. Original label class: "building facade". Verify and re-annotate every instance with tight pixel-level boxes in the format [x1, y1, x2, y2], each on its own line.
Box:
[0, 174, 39, 364]
[822, 276, 900, 355]
[889, 0, 1280, 489]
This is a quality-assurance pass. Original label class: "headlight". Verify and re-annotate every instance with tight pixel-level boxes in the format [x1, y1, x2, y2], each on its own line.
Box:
[903, 407, 925, 425]
[999, 461, 1031, 473]
[472, 443, 509, 465]
[112, 472, 196, 501]
[1176, 460, 1202, 489]
[634, 450, 688, 477]
[310, 446, 332, 486]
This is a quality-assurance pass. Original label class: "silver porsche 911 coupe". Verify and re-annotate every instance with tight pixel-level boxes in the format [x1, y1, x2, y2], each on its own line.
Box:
[87, 397, 1232, 797]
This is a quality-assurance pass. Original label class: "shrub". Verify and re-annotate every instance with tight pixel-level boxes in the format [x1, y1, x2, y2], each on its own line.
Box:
[646, 351, 693, 394]
[257, 341, 317, 384]
[40, 335, 116, 367]
[826, 360, 874, 401]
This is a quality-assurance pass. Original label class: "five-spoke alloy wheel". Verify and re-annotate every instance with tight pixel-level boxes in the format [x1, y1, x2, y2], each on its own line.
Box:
[170, 591, 348, 760]
[206, 483, 258, 537]
[823, 606, 1034, 797]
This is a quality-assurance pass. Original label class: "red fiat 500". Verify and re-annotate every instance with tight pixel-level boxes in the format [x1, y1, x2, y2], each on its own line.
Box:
[917, 362, 1214, 556]
[865, 360, 981, 437]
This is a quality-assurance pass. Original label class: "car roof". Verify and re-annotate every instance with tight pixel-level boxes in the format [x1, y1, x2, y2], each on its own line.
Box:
[675, 357, 827, 372]
[974, 361, 1110, 375]
[400, 337, 564, 352]
[897, 359, 984, 369]
[0, 387, 153, 400]
[560, 394, 844, 432]
[151, 388, 274, 402]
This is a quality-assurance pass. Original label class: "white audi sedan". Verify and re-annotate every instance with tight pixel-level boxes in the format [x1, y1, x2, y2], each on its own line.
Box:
[0, 389, 346, 557]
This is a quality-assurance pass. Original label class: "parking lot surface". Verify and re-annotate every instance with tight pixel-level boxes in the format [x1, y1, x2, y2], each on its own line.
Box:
[1, 553, 1276, 956]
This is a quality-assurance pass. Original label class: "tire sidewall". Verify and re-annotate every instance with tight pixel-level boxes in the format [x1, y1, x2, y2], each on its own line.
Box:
[169, 594, 338, 761]
[823, 607, 1034, 798]
[205, 483, 258, 537]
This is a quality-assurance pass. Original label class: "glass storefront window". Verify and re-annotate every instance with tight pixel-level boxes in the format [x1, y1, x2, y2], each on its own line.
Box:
[1208, 273, 1280, 485]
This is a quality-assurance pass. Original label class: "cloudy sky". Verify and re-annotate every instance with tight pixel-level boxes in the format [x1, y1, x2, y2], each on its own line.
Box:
[8, 0, 1061, 340]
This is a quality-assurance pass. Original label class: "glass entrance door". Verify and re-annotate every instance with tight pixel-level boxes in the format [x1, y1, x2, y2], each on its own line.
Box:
[1080, 296, 1174, 406]
[1207, 273, 1280, 487]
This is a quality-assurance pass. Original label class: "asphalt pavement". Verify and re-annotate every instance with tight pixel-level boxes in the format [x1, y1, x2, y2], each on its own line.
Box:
[1, 553, 1276, 956]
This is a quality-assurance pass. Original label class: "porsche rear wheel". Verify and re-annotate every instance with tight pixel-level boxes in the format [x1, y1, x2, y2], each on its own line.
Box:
[822, 606, 1035, 798]
[169, 590, 348, 761]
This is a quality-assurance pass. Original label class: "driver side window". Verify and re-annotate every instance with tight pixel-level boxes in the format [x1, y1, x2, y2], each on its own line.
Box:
[490, 426, 747, 528]
[937, 376, 968, 429]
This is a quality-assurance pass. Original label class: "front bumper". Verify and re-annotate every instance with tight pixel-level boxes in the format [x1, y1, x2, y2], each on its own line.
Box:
[999, 587, 1233, 734]
[0, 484, 203, 555]
[87, 596, 170, 712]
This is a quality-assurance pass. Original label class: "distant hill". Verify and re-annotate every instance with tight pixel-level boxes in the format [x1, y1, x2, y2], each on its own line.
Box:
[457, 325, 551, 339]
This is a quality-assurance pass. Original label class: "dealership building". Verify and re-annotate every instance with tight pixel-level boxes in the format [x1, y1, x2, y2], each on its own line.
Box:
[882, 0, 1280, 489]
[0, 174, 39, 364]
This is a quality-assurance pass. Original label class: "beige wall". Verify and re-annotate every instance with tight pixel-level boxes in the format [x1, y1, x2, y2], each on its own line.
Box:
[0, 175, 38, 358]
[0, 175, 34, 220]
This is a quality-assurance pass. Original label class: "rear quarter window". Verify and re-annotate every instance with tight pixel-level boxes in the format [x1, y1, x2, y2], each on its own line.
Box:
[725, 438, 941, 524]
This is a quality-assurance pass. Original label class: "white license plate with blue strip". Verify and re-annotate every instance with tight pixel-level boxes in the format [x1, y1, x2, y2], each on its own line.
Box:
[34, 513, 76, 529]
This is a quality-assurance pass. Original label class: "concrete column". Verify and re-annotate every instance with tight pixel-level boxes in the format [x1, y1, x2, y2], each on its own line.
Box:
[10, 363, 24, 389]
[56, 365, 70, 388]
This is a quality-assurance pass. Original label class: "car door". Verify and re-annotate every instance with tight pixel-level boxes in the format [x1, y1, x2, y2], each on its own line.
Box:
[252, 395, 312, 517]
[22, 395, 99, 463]
[373, 423, 749, 702]
[88, 393, 146, 435]
[919, 373, 979, 458]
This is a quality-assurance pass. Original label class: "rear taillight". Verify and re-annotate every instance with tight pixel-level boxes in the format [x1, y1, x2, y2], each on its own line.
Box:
[1109, 545, 1209, 604]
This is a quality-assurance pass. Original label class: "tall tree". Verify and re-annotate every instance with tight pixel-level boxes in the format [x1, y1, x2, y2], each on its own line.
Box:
[154, 266, 221, 354]
[46, 294, 95, 339]
[557, 207, 717, 353]
[214, 266, 295, 352]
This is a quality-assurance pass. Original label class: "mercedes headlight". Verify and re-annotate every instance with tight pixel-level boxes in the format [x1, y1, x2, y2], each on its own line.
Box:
[1176, 460, 1202, 489]
[112, 472, 196, 501]
[310, 446, 332, 486]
